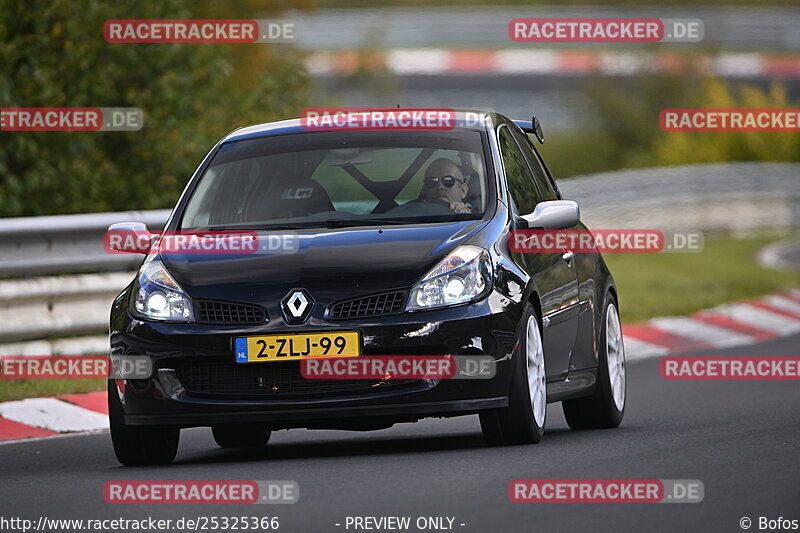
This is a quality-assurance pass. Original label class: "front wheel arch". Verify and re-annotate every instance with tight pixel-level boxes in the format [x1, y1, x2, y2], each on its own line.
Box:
[526, 289, 542, 329]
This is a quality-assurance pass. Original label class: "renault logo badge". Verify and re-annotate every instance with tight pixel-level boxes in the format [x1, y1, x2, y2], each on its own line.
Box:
[281, 288, 314, 324]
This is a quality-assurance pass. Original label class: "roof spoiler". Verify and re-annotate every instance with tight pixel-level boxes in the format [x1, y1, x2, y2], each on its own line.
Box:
[512, 116, 544, 144]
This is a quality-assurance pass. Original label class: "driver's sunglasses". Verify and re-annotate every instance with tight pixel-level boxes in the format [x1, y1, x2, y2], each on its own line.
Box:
[424, 175, 465, 188]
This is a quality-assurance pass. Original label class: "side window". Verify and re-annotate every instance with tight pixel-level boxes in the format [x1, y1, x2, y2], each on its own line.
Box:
[498, 126, 542, 215]
[510, 128, 560, 201]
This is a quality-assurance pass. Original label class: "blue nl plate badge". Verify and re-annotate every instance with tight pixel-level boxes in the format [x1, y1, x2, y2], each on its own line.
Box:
[235, 337, 248, 363]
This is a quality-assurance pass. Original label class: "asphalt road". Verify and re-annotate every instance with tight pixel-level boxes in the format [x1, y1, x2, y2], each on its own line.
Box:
[2, 334, 799, 533]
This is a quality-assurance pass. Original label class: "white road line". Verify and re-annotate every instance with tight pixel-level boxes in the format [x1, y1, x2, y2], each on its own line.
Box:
[712, 304, 800, 335]
[623, 336, 668, 361]
[0, 398, 108, 433]
[648, 317, 754, 348]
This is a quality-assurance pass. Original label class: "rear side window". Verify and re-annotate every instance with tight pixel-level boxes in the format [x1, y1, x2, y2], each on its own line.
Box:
[498, 126, 542, 215]
[510, 128, 560, 202]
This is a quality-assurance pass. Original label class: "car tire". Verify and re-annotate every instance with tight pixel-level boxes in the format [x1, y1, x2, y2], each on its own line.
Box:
[479, 303, 546, 445]
[562, 292, 626, 429]
[108, 381, 180, 466]
[212, 424, 272, 448]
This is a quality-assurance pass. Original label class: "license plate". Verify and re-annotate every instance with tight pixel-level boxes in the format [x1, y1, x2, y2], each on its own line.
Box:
[234, 331, 360, 363]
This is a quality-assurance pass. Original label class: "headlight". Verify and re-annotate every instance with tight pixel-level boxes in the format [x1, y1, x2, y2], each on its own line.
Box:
[407, 245, 492, 311]
[132, 261, 194, 321]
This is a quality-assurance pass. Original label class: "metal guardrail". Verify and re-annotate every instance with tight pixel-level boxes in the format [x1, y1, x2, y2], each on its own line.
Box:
[560, 162, 800, 232]
[0, 209, 170, 277]
[0, 272, 134, 344]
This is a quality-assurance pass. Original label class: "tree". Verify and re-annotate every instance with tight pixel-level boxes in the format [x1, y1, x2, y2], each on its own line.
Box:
[0, 0, 310, 216]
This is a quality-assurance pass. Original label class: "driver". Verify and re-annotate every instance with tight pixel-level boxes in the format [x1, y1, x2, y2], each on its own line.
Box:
[418, 158, 471, 214]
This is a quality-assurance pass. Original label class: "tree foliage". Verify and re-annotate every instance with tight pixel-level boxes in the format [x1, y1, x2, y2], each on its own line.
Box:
[0, 0, 310, 216]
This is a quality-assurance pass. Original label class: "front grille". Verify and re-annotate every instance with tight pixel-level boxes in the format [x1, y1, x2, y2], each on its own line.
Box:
[329, 290, 407, 320]
[171, 359, 418, 397]
[195, 300, 267, 325]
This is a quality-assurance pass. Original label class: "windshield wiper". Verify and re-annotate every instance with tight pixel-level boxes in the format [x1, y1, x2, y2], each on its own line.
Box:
[206, 217, 456, 231]
[322, 219, 411, 228]
[206, 223, 318, 231]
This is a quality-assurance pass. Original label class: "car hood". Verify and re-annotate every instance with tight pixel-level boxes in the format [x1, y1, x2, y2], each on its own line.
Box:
[161, 220, 488, 308]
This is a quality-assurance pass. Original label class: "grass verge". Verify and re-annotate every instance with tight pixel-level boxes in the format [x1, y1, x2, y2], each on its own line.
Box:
[0, 378, 106, 404]
[606, 232, 800, 323]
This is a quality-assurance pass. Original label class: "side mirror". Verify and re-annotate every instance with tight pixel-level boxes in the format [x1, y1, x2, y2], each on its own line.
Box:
[105, 222, 153, 254]
[521, 200, 579, 229]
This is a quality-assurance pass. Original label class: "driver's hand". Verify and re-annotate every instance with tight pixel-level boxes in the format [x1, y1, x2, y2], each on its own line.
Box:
[449, 202, 471, 214]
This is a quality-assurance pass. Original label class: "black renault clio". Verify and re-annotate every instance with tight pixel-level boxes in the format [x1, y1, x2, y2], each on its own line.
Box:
[108, 111, 626, 465]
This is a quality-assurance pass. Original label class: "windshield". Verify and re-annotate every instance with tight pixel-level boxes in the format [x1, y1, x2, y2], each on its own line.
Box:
[179, 130, 491, 230]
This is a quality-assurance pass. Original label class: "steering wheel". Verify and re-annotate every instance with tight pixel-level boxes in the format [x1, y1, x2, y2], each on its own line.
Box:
[384, 198, 454, 216]
[411, 198, 454, 212]
[425, 198, 454, 209]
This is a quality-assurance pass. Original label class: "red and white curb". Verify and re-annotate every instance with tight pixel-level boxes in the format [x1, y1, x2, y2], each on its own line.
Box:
[306, 49, 800, 78]
[623, 288, 800, 360]
[0, 392, 107, 443]
[1, 289, 798, 443]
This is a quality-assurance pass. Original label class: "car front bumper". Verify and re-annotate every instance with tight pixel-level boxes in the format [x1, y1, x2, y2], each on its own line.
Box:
[111, 292, 523, 429]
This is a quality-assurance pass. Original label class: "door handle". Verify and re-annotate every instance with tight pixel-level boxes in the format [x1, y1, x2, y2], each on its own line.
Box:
[562, 251, 574, 266]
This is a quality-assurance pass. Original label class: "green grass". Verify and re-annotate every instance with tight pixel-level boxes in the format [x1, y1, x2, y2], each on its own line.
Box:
[606, 232, 800, 323]
[1, 232, 798, 402]
[0, 378, 105, 403]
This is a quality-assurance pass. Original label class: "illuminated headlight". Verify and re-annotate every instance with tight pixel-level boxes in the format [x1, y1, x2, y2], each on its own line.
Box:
[407, 245, 492, 311]
[132, 261, 194, 321]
